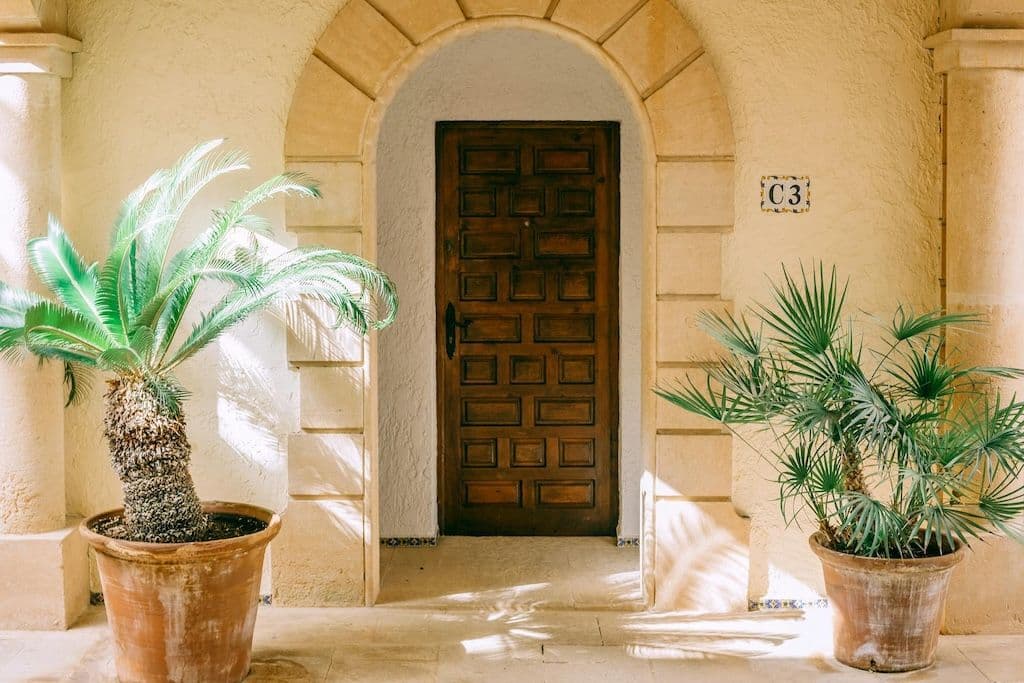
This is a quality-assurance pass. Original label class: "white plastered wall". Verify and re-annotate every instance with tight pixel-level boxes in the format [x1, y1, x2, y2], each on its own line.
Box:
[376, 26, 644, 540]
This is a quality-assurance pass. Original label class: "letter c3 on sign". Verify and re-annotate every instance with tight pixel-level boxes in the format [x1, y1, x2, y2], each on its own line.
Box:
[761, 176, 810, 213]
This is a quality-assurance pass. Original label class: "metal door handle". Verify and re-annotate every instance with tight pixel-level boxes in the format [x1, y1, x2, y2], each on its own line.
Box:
[445, 302, 472, 359]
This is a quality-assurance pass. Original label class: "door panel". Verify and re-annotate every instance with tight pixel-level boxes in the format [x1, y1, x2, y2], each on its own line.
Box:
[437, 122, 620, 536]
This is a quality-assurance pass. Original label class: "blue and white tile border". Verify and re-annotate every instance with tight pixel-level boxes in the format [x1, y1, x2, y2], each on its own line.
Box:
[382, 537, 438, 547]
[749, 597, 829, 611]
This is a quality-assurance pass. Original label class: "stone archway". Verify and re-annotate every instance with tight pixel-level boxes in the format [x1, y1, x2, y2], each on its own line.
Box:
[274, 0, 746, 612]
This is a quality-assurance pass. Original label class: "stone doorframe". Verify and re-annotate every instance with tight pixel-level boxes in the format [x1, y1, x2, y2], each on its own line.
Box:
[274, 0, 748, 611]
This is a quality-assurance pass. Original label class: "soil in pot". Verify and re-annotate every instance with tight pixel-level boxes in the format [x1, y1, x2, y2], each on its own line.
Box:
[81, 501, 281, 683]
[92, 511, 267, 542]
[809, 533, 964, 673]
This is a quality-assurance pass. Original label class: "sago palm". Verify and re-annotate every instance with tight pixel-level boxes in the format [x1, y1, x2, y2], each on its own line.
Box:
[656, 264, 1024, 558]
[0, 140, 397, 543]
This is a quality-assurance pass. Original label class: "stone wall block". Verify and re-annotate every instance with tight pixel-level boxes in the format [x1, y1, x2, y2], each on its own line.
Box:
[286, 57, 372, 158]
[655, 434, 732, 498]
[271, 500, 365, 606]
[291, 229, 362, 255]
[460, 0, 550, 18]
[656, 299, 732, 362]
[603, 0, 702, 95]
[655, 368, 721, 431]
[0, 524, 89, 629]
[316, 0, 413, 96]
[370, 0, 464, 44]
[646, 54, 734, 156]
[285, 162, 362, 227]
[657, 161, 734, 226]
[299, 366, 364, 429]
[288, 433, 364, 496]
[287, 298, 366, 364]
[653, 500, 749, 611]
[656, 232, 722, 295]
[550, 0, 640, 41]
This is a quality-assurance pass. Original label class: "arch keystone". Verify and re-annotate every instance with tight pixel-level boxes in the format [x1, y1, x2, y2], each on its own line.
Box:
[460, 0, 550, 18]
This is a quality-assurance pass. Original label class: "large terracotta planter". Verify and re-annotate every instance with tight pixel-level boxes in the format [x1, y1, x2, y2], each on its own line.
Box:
[809, 533, 964, 672]
[81, 501, 281, 683]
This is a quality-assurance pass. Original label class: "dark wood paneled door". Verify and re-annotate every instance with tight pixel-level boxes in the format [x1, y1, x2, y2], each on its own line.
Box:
[436, 122, 620, 536]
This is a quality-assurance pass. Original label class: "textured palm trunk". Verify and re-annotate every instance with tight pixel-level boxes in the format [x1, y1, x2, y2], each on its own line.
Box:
[103, 377, 207, 543]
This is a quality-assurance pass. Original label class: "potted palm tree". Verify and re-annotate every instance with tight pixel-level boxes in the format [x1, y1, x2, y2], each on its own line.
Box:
[656, 265, 1024, 673]
[0, 141, 397, 683]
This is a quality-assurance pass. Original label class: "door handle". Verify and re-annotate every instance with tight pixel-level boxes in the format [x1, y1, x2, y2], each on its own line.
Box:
[445, 302, 472, 360]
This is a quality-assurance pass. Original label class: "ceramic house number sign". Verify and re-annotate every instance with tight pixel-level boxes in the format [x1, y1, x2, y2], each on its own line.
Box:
[761, 176, 810, 213]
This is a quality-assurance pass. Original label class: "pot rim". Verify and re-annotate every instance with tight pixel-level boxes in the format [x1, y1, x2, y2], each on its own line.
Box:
[809, 532, 965, 572]
[80, 500, 281, 563]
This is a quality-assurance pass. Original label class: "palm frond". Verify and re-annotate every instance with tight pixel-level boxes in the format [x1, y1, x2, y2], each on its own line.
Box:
[147, 172, 320, 361]
[758, 263, 846, 357]
[890, 308, 981, 342]
[888, 341, 957, 402]
[161, 247, 397, 372]
[919, 502, 986, 554]
[27, 217, 115, 341]
[22, 301, 109, 363]
[133, 140, 251, 316]
[836, 492, 907, 557]
[698, 310, 763, 358]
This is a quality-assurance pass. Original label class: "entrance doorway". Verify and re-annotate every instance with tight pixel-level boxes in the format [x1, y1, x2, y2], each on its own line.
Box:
[436, 122, 620, 536]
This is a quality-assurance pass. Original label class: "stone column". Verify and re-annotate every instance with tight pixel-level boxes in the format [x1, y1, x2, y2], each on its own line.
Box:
[0, 31, 88, 630]
[925, 27, 1024, 633]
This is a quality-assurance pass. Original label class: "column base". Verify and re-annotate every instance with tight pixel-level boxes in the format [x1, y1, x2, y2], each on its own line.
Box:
[0, 520, 89, 630]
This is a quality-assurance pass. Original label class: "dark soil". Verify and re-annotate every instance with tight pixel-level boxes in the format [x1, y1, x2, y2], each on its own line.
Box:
[92, 512, 268, 543]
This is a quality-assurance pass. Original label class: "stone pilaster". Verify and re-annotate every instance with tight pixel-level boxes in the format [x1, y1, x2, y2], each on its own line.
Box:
[925, 27, 1024, 634]
[0, 31, 88, 629]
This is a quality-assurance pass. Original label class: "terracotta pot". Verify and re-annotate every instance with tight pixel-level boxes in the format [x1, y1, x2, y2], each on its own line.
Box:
[81, 501, 281, 683]
[809, 533, 964, 672]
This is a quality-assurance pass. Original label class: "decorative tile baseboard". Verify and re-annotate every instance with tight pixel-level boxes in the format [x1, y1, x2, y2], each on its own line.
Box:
[382, 537, 438, 547]
[748, 598, 829, 610]
[616, 537, 640, 547]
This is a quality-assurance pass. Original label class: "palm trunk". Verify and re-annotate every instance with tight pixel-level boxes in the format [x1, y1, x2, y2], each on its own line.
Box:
[103, 377, 207, 543]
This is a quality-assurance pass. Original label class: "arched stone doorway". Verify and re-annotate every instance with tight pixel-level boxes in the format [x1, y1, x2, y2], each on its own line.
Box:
[276, 0, 746, 612]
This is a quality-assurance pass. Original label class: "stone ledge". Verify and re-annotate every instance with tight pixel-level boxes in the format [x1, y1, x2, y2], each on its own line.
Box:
[0, 32, 80, 76]
[0, 521, 89, 629]
[926, 28, 1024, 72]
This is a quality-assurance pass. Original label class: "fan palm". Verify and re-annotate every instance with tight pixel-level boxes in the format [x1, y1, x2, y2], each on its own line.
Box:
[656, 264, 1024, 558]
[0, 140, 397, 543]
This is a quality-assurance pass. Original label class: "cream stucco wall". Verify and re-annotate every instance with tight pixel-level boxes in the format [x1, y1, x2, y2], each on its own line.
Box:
[376, 26, 644, 540]
[56, 0, 959, 615]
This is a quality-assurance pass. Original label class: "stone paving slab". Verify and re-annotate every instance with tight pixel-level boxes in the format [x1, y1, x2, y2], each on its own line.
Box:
[2, 606, 1023, 682]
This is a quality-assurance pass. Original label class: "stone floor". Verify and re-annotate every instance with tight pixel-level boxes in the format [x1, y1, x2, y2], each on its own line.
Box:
[378, 537, 643, 610]
[3, 605, 1023, 682]
[3, 539, 1022, 681]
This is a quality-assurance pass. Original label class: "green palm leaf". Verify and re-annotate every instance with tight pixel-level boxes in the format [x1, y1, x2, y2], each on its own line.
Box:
[889, 307, 981, 342]
[22, 301, 109, 363]
[27, 217, 115, 341]
[163, 247, 397, 373]
[758, 263, 846, 357]
[1, 140, 394, 430]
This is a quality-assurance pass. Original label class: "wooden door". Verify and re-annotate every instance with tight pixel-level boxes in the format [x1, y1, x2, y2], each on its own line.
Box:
[436, 122, 619, 536]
